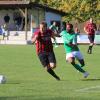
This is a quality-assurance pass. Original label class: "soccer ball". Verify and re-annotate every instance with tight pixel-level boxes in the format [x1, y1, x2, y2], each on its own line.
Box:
[0, 75, 6, 84]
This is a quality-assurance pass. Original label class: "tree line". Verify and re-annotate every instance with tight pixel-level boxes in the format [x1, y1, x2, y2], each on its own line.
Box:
[31, 0, 100, 23]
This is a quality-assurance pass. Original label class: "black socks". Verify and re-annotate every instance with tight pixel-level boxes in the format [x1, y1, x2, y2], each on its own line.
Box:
[47, 68, 60, 80]
[87, 45, 93, 54]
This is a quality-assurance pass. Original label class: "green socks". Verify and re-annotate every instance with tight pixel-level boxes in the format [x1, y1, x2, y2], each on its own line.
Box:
[72, 63, 85, 73]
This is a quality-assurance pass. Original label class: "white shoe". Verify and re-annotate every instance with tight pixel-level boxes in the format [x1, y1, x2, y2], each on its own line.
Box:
[83, 72, 89, 78]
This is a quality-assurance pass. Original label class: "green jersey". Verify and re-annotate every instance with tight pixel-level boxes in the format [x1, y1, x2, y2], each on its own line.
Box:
[73, 32, 79, 45]
[60, 30, 79, 53]
[49, 25, 58, 33]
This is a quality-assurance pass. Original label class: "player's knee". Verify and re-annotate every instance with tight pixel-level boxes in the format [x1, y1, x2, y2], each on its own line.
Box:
[67, 58, 74, 63]
[90, 43, 94, 46]
[81, 61, 85, 67]
[50, 63, 56, 69]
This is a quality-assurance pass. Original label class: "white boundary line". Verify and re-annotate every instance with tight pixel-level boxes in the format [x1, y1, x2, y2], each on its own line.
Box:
[75, 85, 100, 92]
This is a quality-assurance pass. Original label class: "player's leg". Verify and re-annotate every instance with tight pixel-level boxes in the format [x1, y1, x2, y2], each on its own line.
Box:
[38, 52, 60, 80]
[87, 35, 91, 53]
[88, 43, 94, 54]
[48, 52, 60, 80]
[90, 35, 95, 54]
[88, 35, 95, 54]
[78, 59, 85, 67]
[66, 52, 86, 73]
[88, 35, 92, 53]
[46, 65, 60, 80]
[70, 58, 86, 73]
[70, 58, 89, 78]
[77, 60, 89, 78]
[48, 52, 57, 69]
[75, 51, 85, 67]
[75, 51, 89, 78]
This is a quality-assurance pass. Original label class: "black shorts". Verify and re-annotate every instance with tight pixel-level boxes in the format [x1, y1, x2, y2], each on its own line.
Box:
[38, 52, 56, 67]
[88, 34, 95, 43]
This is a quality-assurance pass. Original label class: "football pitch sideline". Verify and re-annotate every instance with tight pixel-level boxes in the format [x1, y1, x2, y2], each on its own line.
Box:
[0, 45, 100, 100]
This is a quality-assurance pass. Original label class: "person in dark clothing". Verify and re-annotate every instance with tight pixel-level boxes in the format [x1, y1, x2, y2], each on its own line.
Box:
[4, 14, 10, 24]
[84, 18, 97, 54]
[32, 21, 60, 80]
[15, 16, 22, 31]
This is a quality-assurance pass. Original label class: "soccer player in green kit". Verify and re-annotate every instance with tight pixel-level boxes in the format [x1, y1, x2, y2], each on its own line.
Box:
[60, 23, 89, 78]
[49, 21, 59, 48]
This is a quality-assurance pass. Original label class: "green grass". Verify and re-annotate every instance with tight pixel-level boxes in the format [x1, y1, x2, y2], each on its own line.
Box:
[0, 45, 100, 100]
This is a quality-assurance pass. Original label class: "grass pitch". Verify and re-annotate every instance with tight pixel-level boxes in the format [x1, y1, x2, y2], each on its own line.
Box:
[0, 45, 100, 100]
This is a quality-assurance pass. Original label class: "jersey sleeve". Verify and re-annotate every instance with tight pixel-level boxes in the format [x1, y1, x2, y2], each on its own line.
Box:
[32, 30, 40, 39]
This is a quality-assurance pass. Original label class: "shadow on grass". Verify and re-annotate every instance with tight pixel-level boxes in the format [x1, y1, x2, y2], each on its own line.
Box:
[0, 96, 99, 100]
[6, 82, 21, 84]
[5, 81, 21, 84]
[81, 78, 100, 81]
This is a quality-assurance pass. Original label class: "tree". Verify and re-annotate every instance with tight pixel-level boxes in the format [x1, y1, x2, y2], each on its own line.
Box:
[30, 0, 100, 23]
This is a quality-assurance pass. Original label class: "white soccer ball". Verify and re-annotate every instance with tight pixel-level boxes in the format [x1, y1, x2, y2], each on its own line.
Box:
[0, 75, 6, 84]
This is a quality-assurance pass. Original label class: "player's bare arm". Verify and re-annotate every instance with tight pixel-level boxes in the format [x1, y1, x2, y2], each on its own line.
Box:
[51, 32, 61, 38]
[31, 35, 38, 44]
[84, 27, 88, 34]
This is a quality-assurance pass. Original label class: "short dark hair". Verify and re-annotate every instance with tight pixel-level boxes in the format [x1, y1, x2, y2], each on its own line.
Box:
[40, 21, 47, 27]
[66, 23, 73, 29]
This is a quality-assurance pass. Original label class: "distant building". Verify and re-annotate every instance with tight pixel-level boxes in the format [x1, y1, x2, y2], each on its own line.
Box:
[0, 0, 66, 33]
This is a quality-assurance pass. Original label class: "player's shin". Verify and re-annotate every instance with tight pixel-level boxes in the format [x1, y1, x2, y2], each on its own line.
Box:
[88, 45, 93, 54]
[71, 63, 85, 73]
[78, 60, 85, 67]
[47, 68, 60, 80]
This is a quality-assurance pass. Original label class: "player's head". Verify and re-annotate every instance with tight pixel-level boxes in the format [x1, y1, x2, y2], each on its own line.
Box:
[40, 21, 47, 32]
[89, 18, 93, 23]
[66, 23, 73, 33]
